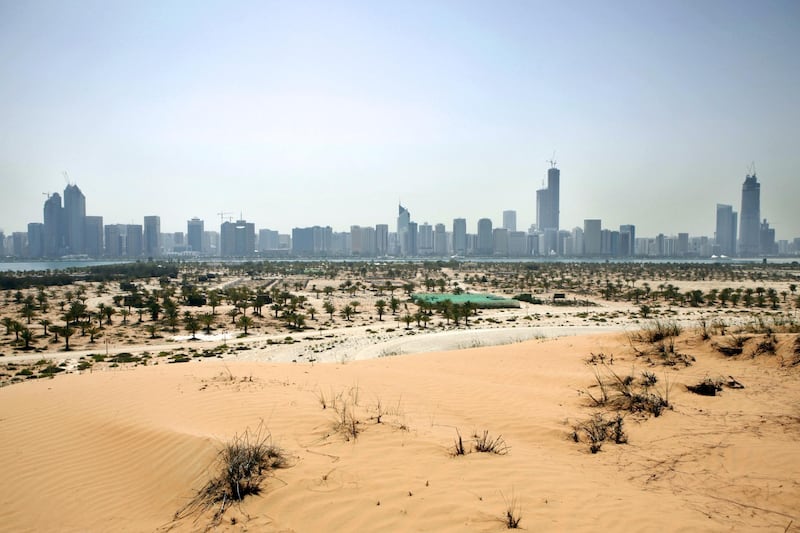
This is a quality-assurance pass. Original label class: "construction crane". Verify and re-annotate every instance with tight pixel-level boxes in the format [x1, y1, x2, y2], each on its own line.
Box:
[42, 192, 51, 199]
[62, 171, 72, 185]
[547, 151, 557, 169]
[217, 211, 233, 224]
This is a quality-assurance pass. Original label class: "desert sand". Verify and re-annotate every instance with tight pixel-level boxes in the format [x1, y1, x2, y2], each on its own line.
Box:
[1, 328, 798, 532]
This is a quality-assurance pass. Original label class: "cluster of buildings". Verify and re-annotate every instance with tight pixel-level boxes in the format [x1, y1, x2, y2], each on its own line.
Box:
[1, 167, 797, 260]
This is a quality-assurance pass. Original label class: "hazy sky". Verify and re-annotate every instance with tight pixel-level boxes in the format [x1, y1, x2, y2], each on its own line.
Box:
[1, 0, 799, 238]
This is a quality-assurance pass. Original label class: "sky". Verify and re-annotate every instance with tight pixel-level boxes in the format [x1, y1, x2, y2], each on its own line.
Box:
[1, 0, 799, 239]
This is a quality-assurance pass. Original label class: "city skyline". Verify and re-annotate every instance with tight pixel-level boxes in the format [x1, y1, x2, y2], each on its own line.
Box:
[3, 165, 795, 259]
[1, 1, 799, 237]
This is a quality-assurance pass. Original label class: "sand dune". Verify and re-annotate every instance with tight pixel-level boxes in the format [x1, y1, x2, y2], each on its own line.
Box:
[1, 331, 798, 532]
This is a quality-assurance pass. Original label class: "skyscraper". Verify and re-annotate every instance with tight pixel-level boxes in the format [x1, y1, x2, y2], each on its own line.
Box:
[187, 218, 204, 252]
[397, 204, 411, 255]
[584, 219, 602, 255]
[143, 216, 161, 257]
[536, 164, 560, 233]
[85, 216, 103, 258]
[63, 184, 86, 255]
[43, 192, 63, 258]
[221, 219, 256, 256]
[739, 173, 760, 256]
[104, 224, 123, 256]
[418, 223, 433, 255]
[126, 224, 143, 257]
[375, 224, 389, 256]
[715, 204, 737, 257]
[502, 210, 517, 232]
[27, 223, 44, 258]
[619, 224, 636, 257]
[477, 218, 493, 256]
[452, 218, 466, 256]
[434, 223, 447, 256]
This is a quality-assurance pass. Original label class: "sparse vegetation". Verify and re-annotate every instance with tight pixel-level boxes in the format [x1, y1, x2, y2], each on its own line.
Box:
[175, 425, 288, 526]
[452, 429, 509, 456]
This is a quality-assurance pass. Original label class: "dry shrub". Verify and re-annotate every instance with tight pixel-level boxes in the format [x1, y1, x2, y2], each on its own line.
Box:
[573, 413, 628, 453]
[581, 363, 671, 417]
[687, 377, 724, 396]
[473, 430, 509, 455]
[176, 424, 287, 527]
[714, 334, 750, 357]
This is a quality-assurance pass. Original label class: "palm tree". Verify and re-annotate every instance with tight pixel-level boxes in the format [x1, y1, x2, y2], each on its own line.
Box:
[402, 314, 413, 329]
[323, 300, 335, 320]
[145, 323, 159, 339]
[87, 326, 102, 343]
[237, 315, 254, 335]
[20, 328, 34, 350]
[39, 318, 51, 336]
[462, 302, 474, 326]
[61, 323, 75, 351]
[208, 290, 222, 314]
[2, 316, 16, 336]
[21, 298, 37, 324]
[104, 306, 115, 325]
[184, 313, 199, 340]
[375, 299, 387, 321]
[199, 313, 216, 334]
[389, 297, 400, 315]
[120, 308, 130, 325]
[11, 320, 24, 342]
[340, 304, 354, 321]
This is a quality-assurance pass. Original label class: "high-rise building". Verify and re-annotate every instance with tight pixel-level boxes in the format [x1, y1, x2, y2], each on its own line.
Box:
[493, 228, 509, 256]
[126, 224, 143, 257]
[350, 225, 376, 257]
[536, 164, 560, 233]
[85, 216, 103, 258]
[739, 173, 760, 256]
[258, 228, 279, 252]
[397, 204, 411, 255]
[63, 184, 86, 255]
[418, 223, 433, 255]
[27, 223, 44, 258]
[143, 216, 161, 257]
[434, 223, 447, 256]
[619, 224, 636, 256]
[187, 218, 204, 253]
[584, 219, 602, 255]
[104, 224, 124, 256]
[43, 192, 63, 258]
[508, 231, 528, 257]
[375, 224, 389, 256]
[715, 204, 737, 257]
[760, 219, 776, 255]
[677, 233, 689, 256]
[477, 218, 493, 256]
[221, 219, 256, 256]
[452, 218, 467, 256]
[12, 232, 27, 257]
[406, 222, 418, 256]
[502, 210, 517, 232]
[291, 226, 332, 256]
